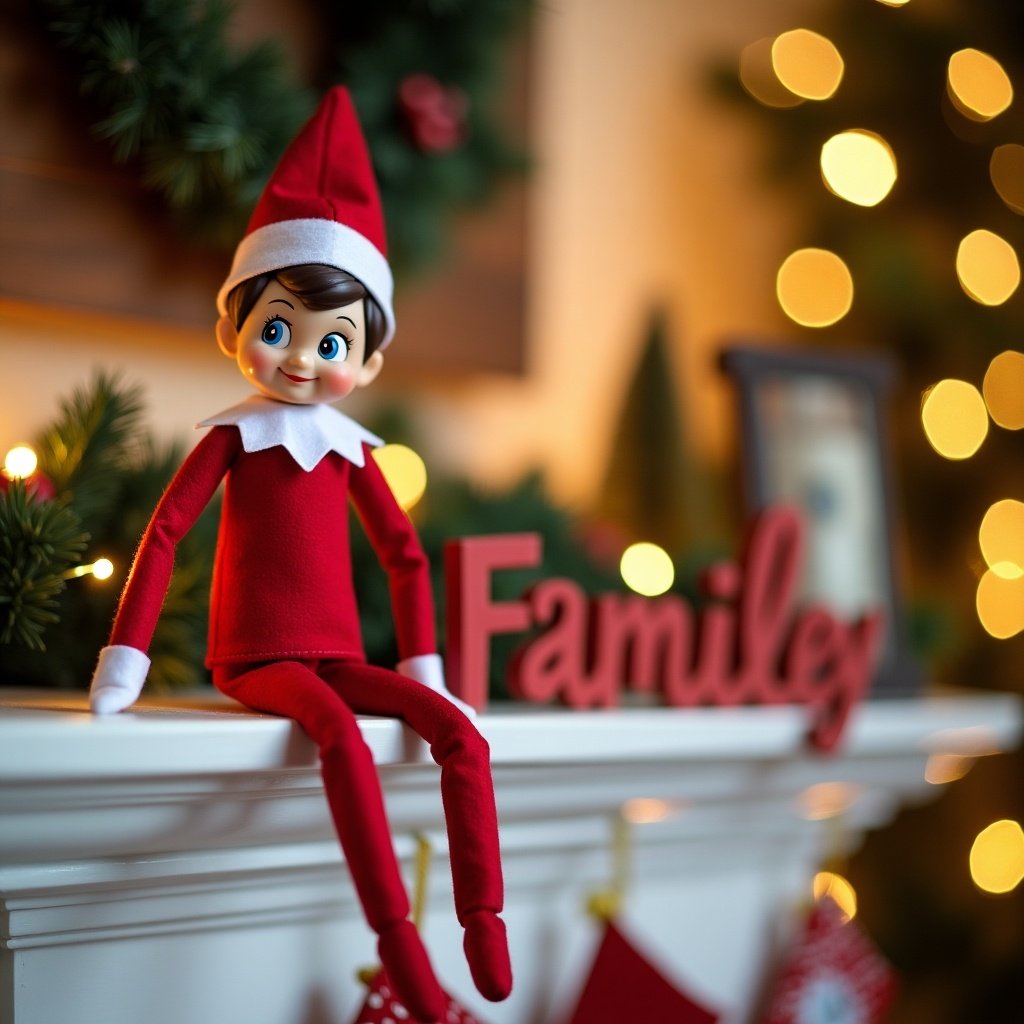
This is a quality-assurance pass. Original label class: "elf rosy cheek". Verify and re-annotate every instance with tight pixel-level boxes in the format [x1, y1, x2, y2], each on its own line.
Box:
[322, 365, 358, 397]
[244, 347, 277, 378]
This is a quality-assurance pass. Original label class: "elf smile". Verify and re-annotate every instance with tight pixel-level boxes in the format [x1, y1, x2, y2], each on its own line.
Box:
[280, 370, 317, 383]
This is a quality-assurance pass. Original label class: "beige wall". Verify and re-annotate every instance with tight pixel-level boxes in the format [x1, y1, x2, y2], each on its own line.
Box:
[0, 0, 803, 507]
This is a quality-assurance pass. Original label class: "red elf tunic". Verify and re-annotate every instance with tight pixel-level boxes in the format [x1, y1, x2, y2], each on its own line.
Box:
[103, 395, 509, 1022]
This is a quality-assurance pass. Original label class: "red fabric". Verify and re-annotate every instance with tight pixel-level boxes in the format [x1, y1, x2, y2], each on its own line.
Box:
[566, 920, 719, 1024]
[213, 658, 508, 1020]
[351, 969, 486, 1024]
[245, 86, 387, 257]
[110, 427, 436, 664]
[759, 897, 896, 1024]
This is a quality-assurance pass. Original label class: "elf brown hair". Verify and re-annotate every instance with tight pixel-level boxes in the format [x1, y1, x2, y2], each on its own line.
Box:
[225, 264, 388, 359]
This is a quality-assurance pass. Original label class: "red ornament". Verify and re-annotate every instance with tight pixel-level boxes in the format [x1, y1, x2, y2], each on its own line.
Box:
[398, 74, 469, 154]
[758, 897, 897, 1024]
[0, 471, 56, 502]
[350, 969, 487, 1024]
[565, 920, 719, 1024]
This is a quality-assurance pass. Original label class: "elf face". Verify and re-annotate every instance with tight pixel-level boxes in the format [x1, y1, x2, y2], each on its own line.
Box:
[216, 280, 384, 405]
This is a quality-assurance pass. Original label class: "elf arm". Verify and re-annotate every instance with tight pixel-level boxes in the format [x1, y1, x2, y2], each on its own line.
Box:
[90, 426, 240, 713]
[349, 444, 475, 717]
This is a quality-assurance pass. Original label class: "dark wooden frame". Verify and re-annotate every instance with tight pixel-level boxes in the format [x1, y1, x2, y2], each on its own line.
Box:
[720, 343, 921, 697]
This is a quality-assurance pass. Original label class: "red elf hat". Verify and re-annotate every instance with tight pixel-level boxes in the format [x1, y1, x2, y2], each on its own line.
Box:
[217, 86, 396, 347]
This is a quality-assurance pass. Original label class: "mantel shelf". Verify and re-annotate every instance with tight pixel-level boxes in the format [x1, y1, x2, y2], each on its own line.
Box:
[1, 689, 1020, 1024]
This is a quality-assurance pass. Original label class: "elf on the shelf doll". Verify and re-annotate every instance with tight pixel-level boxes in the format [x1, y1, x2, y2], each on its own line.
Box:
[88, 87, 511, 1024]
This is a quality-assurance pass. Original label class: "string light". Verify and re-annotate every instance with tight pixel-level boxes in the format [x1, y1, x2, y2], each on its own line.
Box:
[739, 38, 804, 108]
[947, 48, 1013, 122]
[983, 351, 1024, 430]
[921, 379, 988, 460]
[990, 145, 1024, 215]
[979, 499, 1024, 578]
[776, 248, 854, 327]
[3, 445, 38, 480]
[970, 819, 1024, 894]
[820, 130, 897, 207]
[956, 229, 1020, 306]
[975, 569, 1024, 639]
[771, 29, 844, 101]
[620, 542, 675, 597]
[64, 558, 116, 582]
[813, 871, 858, 921]
[372, 444, 428, 511]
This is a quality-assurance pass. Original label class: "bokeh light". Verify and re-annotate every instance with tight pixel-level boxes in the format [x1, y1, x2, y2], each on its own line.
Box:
[820, 130, 897, 206]
[620, 542, 675, 597]
[925, 753, 973, 785]
[947, 48, 1014, 122]
[92, 558, 115, 581]
[739, 38, 804, 108]
[921, 379, 989, 459]
[798, 782, 863, 820]
[979, 499, 1024, 578]
[990, 144, 1024, 215]
[771, 29, 844, 101]
[970, 819, 1024, 894]
[3, 445, 38, 480]
[956, 229, 1020, 306]
[875, 0, 912, 6]
[983, 351, 1024, 430]
[976, 569, 1024, 639]
[777, 248, 854, 327]
[813, 871, 858, 921]
[373, 444, 428, 511]
[622, 798, 682, 824]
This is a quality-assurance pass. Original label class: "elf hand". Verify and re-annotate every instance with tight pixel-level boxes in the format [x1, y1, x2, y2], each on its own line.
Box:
[90, 645, 151, 714]
[396, 653, 477, 719]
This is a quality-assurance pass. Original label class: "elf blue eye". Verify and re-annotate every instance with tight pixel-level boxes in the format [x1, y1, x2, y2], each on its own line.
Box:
[318, 333, 347, 361]
[261, 317, 291, 347]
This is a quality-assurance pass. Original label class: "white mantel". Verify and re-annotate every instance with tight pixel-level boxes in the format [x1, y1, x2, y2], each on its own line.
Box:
[1, 690, 1020, 1024]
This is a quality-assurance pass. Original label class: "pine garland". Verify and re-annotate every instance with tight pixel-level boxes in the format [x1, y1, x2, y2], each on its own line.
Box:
[35, 0, 531, 273]
[0, 483, 88, 651]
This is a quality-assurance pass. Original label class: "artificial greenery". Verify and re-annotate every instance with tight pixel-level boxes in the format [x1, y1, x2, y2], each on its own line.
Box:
[34, 0, 530, 274]
[0, 373, 219, 690]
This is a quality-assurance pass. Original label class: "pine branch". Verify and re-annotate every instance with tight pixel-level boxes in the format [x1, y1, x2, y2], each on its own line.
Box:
[0, 483, 88, 652]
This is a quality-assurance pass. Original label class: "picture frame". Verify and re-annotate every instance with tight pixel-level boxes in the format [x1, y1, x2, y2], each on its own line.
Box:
[720, 343, 922, 697]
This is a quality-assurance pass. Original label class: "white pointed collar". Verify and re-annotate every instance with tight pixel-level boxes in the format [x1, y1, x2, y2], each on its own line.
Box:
[198, 395, 383, 472]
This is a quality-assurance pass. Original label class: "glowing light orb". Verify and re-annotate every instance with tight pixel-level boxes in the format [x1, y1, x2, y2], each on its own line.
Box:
[739, 38, 804, 108]
[373, 444, 428, 511]
[620, 542, 675, 597]
[980, 500, 1024, 578]
[956, 229, 1020, 306]
[622, 798, 680, 824]
[92, 558, 115, 581]
[3, 445, 38, 480]
[776, 248, 853, 327]
[976, 568, 1024, 639]
[990, 144, 1024, 215]
[921, 379, 988, 459]
[948, 48, 1013, 122]
[820, 130, 897, 206]
[813, 871, 858, 921]
[771, 29, 844, 101]
[983, 351, 1024, 430]
[970, 819, 1024, 894]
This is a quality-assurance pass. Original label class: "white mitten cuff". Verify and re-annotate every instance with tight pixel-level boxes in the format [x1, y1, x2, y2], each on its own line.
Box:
[90, 645, 150, 715]
[397, 653, 477, 718]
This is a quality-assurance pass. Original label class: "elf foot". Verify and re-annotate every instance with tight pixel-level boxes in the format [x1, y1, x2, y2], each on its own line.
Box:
[377, 920, 446, 1023]
[462, 910, 512, 1002]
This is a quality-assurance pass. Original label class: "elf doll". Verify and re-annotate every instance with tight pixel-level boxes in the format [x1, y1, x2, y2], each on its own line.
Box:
[88, 87, 511, 1024]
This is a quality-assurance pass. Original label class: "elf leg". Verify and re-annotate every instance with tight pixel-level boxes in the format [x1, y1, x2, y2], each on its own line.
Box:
[212, 660, 446, 1023]
[322, 660, 512, 1002]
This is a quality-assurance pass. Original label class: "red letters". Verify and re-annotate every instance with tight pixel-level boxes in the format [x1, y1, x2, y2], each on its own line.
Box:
[444, 507, 883, 751]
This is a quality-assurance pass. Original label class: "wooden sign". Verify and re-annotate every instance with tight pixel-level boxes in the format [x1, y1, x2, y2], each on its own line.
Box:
[444, 506, 883, 752]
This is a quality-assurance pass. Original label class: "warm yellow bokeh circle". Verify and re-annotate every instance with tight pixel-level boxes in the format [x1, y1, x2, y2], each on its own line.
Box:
[956, 230, 1021, 306]
[620, 542, 675, 597]
[983, 351, 1024, 429]
[373, 444, 428, 511]
[979, 499, 1024, 577]
[976, 569, 1024, 639]
[947, 48, 1014, 122]
[776, 248, 854, 327]
[921, 379, 988, 460]
[970, 819, 1024, 894]
[771, 29, 844, 101]
[820, 130, 897, 206]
